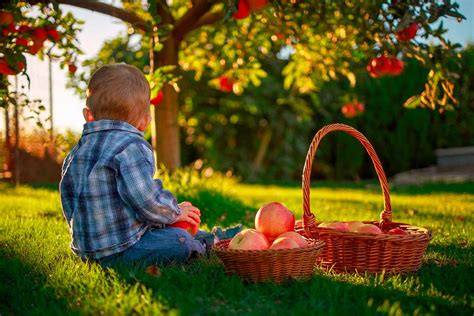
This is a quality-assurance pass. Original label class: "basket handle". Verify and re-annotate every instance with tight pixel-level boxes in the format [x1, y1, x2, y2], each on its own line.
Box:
[302, 123, 392, 233]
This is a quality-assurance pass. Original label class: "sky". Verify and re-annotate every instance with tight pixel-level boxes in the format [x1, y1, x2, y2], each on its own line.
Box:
[3, 1, 474, 133]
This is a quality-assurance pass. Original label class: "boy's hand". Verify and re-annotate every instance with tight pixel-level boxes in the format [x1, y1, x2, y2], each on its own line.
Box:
[176, 201, 201, 226]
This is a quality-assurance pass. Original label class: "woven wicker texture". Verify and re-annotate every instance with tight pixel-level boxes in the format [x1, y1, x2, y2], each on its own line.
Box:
[298, 123, 432, 274]
[213, 238, 325, 283]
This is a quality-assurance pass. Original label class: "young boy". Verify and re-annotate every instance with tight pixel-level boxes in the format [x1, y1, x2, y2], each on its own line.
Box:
[60, 64, 239, 266]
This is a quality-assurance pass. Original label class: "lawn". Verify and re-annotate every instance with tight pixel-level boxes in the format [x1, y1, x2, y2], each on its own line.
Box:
[0, 179, 473, 315]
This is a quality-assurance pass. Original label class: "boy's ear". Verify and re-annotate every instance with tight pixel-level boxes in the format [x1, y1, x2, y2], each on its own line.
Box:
[137, 113, 151, 132]
[83, 108, 95, 122]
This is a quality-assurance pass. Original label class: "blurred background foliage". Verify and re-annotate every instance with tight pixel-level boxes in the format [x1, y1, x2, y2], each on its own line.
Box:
[66, 28, 474, 181]
[179, 46, 474, 181]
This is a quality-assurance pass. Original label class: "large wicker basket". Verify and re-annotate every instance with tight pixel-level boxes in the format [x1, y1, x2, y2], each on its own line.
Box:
[295, 123, 432, 274]
[213, 238, 325, 283]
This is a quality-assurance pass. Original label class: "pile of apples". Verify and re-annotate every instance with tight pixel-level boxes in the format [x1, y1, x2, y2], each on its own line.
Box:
[318, 221, 408, 236]
[228, 202, 309, 251]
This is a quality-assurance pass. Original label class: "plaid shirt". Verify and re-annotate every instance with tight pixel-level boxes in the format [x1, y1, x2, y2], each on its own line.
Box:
[60, 120, 181, 259]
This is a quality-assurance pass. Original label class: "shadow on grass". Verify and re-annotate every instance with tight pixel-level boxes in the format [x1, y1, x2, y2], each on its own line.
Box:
[0, 248, 77, 315]
[2, 223, 472, 314]
[105, 251, 472, 316]
[1, 180, 472, 314]
[390, 182, 474, 195]
[420, 243, 474, 297]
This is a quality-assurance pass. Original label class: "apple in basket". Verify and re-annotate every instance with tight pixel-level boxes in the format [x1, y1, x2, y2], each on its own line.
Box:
[318, 221, 349, 232]
[346, 221, 365, 231]
[255, 202, 295, 240]
[228, 229, 270, 250]
[269, 237, 299, 250]
[353, 223, 382, 235]
[387, 228, 408, 236]
[276, 231, 308, 247]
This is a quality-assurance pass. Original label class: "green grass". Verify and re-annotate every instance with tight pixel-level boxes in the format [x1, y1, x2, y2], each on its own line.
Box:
[0, 180, 473, 315]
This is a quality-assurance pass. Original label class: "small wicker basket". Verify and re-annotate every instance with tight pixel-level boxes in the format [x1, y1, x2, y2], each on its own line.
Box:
[296, 123, 432, 274]
[213, 238, 325, 283]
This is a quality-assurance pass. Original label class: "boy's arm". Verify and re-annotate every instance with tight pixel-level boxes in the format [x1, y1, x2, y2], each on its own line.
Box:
[115, 142, 181, 225]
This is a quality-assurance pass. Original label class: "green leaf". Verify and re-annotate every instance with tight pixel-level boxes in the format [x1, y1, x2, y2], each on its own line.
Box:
[403, 95, 421, 109]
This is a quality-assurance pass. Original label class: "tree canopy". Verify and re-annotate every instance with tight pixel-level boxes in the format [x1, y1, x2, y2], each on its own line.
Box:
[0, 0, 466, 170]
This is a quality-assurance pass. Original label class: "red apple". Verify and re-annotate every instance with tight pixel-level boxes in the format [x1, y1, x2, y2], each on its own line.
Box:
[15, 37, 28, 46]
[47, 28, 60, 42]
[341, 103, 357, 118]
[255, 202, 295, 240]
[151, 90, 163, 106]
[18, 25, 32, 33]
[0, 11, 14, 26]
[387, 228, 408, 236]
[270, 237, 299, 250]
[368, 56, 404, 78]
[28, 41, 43, 54]
[389, 58, 404, 76]
[275, 32, 285, 40]
[16, 61, 25, 72]
[228, 228, 270, 250]
[169, 221, 199, 236]
[2, 23, 16, 36]
[233, 0, 250, 20]
[353, 224, 382, 235]
[276, 231, 307, 247]
[346, 221, 365, 232]
[32, 27, 47, 42]
[318, 221, 350, 232]
[0, 59, 14, 76]
[355, 102, 365, 113]
[378, 56, 392, 75]
[219, 76, 234, 93]
[396, 22, 419, 42]
[68, 63, 77, 74]
[246, 0, 269, 10]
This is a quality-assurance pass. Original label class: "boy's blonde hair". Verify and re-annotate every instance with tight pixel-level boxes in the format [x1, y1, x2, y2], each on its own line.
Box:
[86, 64, 150, 125]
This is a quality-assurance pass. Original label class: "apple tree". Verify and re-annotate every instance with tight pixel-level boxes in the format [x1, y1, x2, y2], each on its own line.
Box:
[1, 0, 465, 171]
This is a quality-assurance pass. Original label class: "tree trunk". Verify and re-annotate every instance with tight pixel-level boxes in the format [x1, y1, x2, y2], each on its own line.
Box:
[250, 127, 273, 179]
[4, 105, 11, 175]
[151, 36, 181, 171]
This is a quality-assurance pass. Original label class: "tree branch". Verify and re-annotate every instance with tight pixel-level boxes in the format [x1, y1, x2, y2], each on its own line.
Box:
[191, 10, 224, 30]
[53, 0, 149, 31]
[173, 0, 212, 41]
[155, 0, 174, 25]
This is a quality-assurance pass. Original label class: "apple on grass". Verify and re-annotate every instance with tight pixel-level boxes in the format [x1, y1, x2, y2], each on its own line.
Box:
[276, 231, 308, 248]
[270, 237, 299, 250]
[228, 229, 270, 250]
[255, 202, 295, 240]
[318, 221, 349, 232]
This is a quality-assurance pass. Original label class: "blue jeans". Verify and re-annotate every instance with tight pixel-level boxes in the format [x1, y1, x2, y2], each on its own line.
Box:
[99, 227, 210, 266]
